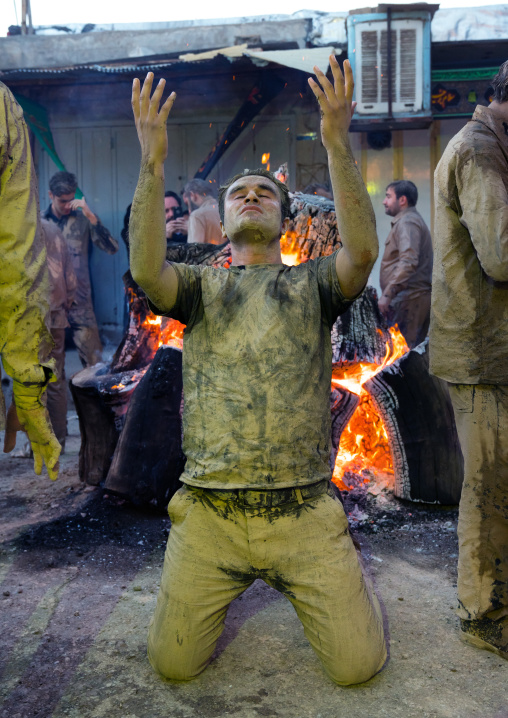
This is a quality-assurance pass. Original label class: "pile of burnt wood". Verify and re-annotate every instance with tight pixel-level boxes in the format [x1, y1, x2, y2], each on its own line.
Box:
[71, 194, 462, 509]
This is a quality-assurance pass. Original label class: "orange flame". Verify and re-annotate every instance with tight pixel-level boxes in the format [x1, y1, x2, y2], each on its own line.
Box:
[140, 313, 185, 351]
[331, 326, 409, 490]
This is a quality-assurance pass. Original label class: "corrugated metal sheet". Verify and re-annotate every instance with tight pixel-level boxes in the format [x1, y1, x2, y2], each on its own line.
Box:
[0, 46, 337, 80]
[432, 5, 508, 42]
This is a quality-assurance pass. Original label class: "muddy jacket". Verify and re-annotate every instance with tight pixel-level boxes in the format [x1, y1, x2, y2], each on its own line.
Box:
[380, 207, 433, 305]
[42, 204, 118, 317]
[430, 105, 508, 384]
[41, 218, 77, 329]
[0, 83, 55, 429]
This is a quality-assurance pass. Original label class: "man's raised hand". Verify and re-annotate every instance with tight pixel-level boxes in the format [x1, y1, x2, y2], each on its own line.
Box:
[132, 73, 176, 165]
[308, 55, 356, 150]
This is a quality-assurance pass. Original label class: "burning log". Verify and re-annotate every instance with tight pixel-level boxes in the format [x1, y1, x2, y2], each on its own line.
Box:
[364, 339, 463, 504]
[329, 387, 360, 473]
[110, 272, 162, 373]
[280, 194, 341, 263]
[332, 286, 391, 364]
[104, 346, 186, 508]
[71, 190, 461, 507]
[69, 364, 142, 485]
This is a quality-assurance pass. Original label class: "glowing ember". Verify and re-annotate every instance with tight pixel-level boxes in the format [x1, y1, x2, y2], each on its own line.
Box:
[331, 326, 409, 490]
[140, 312, 185, 351]
[159, 317, 185, 350]
[261, 152, 271, 172]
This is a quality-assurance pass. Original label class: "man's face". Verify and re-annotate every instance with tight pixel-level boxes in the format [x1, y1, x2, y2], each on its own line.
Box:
[183, 191, 202, 213]
[164, 196, 180, 222]
[49, 191, 75, 218]
[383, 187, 402, 217]
[222, 175, 285, 243]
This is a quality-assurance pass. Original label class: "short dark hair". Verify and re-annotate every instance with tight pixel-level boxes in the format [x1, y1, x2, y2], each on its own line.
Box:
[386, 180, 418, 207]
[218, 168, 291, 224]
[49, 171, 77, 196]
[183, 178, 214, 198]
[164, 190, 183, 209]
[492, 60, 508, 104]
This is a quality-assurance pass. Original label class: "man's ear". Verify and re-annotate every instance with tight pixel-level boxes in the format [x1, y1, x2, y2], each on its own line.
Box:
[281, 217, 290, 235]
[399, 195, 408, 209]
[220, 221, 228, 239]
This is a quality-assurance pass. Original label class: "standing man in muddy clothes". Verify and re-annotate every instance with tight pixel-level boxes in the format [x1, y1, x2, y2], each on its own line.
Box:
[430, 61, 508, 659]
[130, 58, 386, 685]
[379, 180, 433, 348]
[0, 82, 61, 480]
[43, 172, 119, 367]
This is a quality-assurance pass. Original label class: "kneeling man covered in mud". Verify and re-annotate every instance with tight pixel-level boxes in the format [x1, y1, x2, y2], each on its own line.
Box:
[129, 58, 386, 685]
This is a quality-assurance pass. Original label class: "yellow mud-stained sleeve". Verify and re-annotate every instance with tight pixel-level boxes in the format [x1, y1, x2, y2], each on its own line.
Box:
[0, 82, 55, 429]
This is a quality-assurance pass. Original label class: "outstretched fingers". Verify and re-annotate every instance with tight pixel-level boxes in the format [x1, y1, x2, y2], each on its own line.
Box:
[131, 77, 140, 122]
[148, 78, 166, 120]
[160, 91, 177, 122]
[343, 58, 355, 108]
[310, 64, 337, 108]
[132, 74, 175, 125]
[329, 54, 347, 105]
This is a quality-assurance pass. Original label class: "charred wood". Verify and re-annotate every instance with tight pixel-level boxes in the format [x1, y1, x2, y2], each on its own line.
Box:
[105, 346, 186, 508]
[329, 387, 360, 472]
[70, 364, 140, 485]
[364, 339, 463, 504]
[332, 286, 391, 365]
[110, 271, 160, 373]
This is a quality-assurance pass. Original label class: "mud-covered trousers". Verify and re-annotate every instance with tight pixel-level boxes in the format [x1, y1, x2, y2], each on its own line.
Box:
[45, 328, 67, 448]
[148, 483, 387, 685]
[68, 305, 103, 367]
[449, 384, 508, 622]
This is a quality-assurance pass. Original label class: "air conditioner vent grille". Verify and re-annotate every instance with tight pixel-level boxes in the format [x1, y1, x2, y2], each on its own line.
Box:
[354, 18, 423, 115]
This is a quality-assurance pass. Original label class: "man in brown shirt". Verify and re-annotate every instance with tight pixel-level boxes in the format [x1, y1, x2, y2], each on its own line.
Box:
[43, 171, 119, 366]
[183, 178, 223, 245]
[430, 61, 508, 659]
[379, 180, 433, 348]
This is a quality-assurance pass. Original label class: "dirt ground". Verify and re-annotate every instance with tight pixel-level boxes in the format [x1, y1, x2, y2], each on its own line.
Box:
[1, 389, 508, 717]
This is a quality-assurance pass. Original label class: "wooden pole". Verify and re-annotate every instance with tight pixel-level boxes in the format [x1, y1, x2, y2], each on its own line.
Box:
[21, 0, 27, 34]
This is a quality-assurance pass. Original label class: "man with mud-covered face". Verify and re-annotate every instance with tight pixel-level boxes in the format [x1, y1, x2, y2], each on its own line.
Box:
[129, 58, 387, 686]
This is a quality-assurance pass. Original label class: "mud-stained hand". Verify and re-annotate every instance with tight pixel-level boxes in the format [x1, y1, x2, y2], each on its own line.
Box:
[132, 73, 176, 165]
[308, 55, 357, 150]
[69, 197, 97, 224]
[7, 382, 61, 480]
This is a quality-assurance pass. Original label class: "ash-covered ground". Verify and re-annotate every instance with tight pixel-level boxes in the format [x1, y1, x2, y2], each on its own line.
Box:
[1, 366, 506, 718]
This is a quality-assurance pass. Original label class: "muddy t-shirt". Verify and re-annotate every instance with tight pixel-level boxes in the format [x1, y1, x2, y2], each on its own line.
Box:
[156, 251, 354, 489]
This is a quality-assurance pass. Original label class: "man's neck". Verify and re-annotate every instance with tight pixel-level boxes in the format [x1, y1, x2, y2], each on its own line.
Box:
[488, 100, 508, 123]
[50, 202, 63, 220]
[230, 236, 282, 266]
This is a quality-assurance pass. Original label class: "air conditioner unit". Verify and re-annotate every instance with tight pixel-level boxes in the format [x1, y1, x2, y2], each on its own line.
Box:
[347, 6, 435, 128]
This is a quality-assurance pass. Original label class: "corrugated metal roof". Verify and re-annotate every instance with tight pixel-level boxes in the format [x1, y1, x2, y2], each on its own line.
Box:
[0, 46, 337, 80]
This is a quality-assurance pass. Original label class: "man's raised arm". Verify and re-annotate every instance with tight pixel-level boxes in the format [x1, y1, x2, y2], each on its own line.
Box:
[309, 56, 378, 299]
[130, 73, 179, 313]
